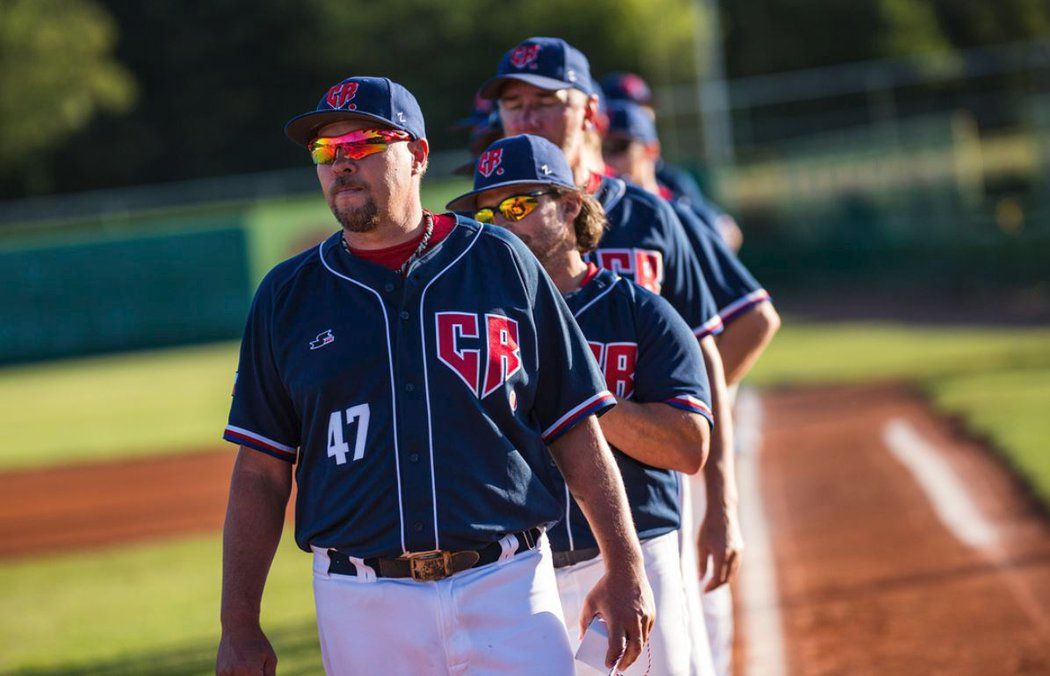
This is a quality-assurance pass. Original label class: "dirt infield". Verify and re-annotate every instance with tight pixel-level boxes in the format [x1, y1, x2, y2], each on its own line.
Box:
[740, 383, 1050, 675]
[0, 449, 293, 558]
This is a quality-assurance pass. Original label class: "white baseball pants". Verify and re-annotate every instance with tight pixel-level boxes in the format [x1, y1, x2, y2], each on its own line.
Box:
[680, 472, 734, 676]
[554, 530, 691, 675]
[311, 534, 574, 675]
[678, 475, 720, 676]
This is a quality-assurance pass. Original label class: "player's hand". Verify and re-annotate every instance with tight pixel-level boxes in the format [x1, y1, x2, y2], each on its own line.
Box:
[578, 566, 656, 670]
[698, 501, 744, 591]
[216, 624, 277, 676]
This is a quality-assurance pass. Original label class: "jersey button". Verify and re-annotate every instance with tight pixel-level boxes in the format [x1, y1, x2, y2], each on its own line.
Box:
[399, 310, 410, 320]
[384, 283, 395, 293]
[404, 383, 415, 392]
[413, 522, 424, 532]
[409, 453, 419, 463]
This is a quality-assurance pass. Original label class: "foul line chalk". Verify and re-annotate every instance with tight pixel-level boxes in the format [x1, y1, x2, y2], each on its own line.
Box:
[882, 418, 998, 550]
[736, 388, 787, 676]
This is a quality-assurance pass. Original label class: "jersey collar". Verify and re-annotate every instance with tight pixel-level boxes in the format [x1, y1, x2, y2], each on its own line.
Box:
[563, 267, 620, 317]
[593, 175, 627, 213]
[320, 214, 479, 290]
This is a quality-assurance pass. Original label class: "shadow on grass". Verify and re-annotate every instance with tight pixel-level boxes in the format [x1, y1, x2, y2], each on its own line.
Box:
[7, 619, 322, 676]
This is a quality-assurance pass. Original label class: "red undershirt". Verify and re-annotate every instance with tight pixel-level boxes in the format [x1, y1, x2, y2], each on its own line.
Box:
[579, 261, 600, 288]
[584, 171, 603, 194]
[657, 184, 674, 201]
[345, 212, 456, 271]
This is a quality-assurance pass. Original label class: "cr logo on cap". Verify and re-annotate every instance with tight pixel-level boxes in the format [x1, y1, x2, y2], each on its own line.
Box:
[326, 82, 359, 110]
[510, 44, 541, 69]
[477, 148, 504, 178]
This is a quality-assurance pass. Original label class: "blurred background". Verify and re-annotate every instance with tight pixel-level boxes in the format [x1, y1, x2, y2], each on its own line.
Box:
[0, 1, 1047, 674]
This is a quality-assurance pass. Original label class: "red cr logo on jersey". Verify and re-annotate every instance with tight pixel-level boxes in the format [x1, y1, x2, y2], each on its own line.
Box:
[594, 248, 664, 294]
[436, 312, 522, 398]
[588, 341, 638, 398]
[325, 82, 359, 110]
[477, 148, 504, 178]
[510, 44, 542, 68]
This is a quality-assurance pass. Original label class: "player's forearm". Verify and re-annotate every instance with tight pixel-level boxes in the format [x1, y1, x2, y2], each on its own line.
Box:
[220, 448, 293, 629]
[699, 337, 739, 509]
[715, 301, 780, 386]
[549, 416, 644, 569]
[599, 399, 710, 473]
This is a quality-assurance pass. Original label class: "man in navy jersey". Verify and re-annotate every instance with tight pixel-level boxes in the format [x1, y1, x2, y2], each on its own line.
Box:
[604, 101, 780, 387]
[600, 72, 744, 252]
[480, 37, 744, 606]
[449, 133, 715, 675]
[216, 76, 654, 675]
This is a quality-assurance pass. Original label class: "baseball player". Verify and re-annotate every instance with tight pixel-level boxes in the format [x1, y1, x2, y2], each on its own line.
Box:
[602, 100, 780, 676]
[600, 72, 744, 252]
[603, 101, 780, 387]
[448, 133, 715, 675]
[483, 31, 742, 578]
[216, 76, 655, 676]
[603, 98, 782, 675]
[480, 38, 748, 675]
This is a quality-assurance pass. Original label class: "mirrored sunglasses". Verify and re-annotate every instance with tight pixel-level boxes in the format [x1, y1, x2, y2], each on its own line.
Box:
[309, 128, 412, 165]
[474, 190, 556, 224]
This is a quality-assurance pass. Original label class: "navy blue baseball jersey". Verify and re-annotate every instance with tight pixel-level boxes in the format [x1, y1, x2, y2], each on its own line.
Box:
[547, 268, 712, 552]
[655, 159, 706, 207]
[590, 175, 723, 339]
[224, 215, 614, 559]
[670, 199, 771, 326]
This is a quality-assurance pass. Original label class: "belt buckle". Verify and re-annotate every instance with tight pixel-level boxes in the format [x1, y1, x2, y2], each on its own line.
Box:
[403, 550, 453, 581]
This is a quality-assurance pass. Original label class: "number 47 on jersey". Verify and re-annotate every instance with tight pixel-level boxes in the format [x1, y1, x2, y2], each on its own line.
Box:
[327, 403, 370, 465]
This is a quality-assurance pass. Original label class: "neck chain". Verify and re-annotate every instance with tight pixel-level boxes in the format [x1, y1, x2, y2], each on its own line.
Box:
[342, 211, 435, 277]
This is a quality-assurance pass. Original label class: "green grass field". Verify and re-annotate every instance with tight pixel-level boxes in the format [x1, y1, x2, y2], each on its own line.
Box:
[0, 319, 1047, 673]
[0, 342, 238, 470]
[0, 535, 318, 674]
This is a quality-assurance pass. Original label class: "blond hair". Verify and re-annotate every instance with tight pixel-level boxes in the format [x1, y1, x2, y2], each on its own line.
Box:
[556, 189, 607, 254]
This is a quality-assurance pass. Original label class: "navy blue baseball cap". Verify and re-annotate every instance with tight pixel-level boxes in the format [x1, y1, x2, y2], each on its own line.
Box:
[446, 134, 577, 212]
[600, 72, 654, 106]
[284, 76, 426, 146]
[479, 37, 593, 99]
[607, 101, 658, 144]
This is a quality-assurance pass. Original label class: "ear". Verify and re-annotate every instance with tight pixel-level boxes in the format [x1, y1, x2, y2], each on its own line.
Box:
[582, 94, 600, 129]
[408, 138, 430, 175]
[560, 190, 583, 222]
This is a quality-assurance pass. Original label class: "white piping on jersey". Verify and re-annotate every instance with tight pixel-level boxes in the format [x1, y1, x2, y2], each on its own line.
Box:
[418, 225, 484, 551]
[571, 276, 621, 319]
[564, 483, 575, 550]
[318, 241, 408, 555]
[566, 275, 619, 550]
[224, 425, 296, 453]
[541, 390, 615, 441]
[717, 288, 771, 323]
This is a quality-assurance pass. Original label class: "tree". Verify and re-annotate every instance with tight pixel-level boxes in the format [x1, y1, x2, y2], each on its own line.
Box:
[0, 0, 135, 192]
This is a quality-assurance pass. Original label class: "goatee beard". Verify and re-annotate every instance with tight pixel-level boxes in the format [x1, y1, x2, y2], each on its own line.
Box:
[333, 198, 380, 233]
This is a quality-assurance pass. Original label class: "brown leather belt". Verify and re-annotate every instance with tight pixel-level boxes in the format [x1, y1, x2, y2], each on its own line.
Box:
[327, 528, 542, 582]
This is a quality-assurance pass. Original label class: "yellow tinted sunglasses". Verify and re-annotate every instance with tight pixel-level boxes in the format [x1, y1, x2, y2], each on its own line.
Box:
[475, 190, 556, 224]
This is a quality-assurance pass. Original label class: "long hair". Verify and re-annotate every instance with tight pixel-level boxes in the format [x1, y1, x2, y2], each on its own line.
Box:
[557, 188, 607, 254]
